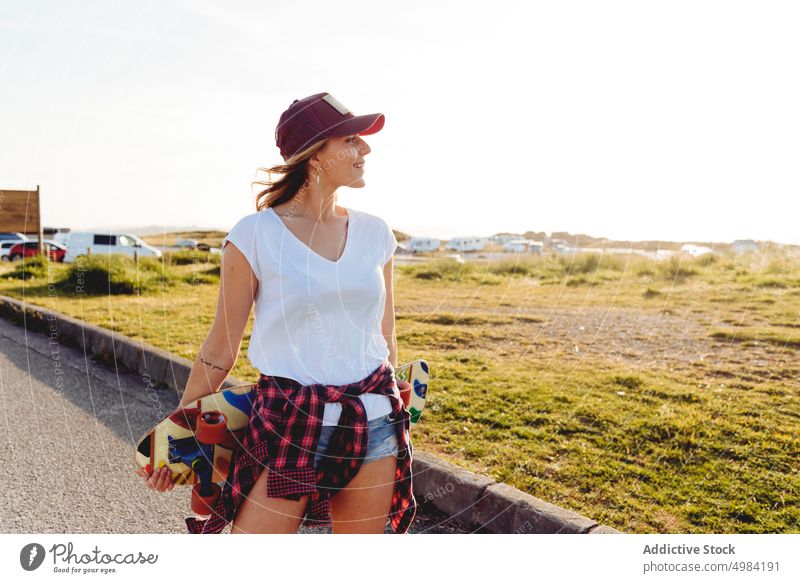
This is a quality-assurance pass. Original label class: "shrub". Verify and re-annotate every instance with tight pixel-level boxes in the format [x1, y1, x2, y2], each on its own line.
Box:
[610, 374, 643, 390]
[486, 260, 536, 277]
[58, 255, 177, 295]
[657, 255, 698, 280]
[183, 272, 219, 285]
[562, 253, 601, 274]
[755, 277, 791, 289]
[406, 258, 475, 281]
[164, 250, 221, 266]
[560, 253, 627, 275]
[6, 255, 50, 280]
[643, 287, 662, 298]
[565, 275, 589, 286]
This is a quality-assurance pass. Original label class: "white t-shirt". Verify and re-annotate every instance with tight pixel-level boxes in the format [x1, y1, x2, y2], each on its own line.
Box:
[223, 205, 398, 426]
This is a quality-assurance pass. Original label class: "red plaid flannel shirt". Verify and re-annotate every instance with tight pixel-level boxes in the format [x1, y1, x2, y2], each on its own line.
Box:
[185, 360, 416, 533]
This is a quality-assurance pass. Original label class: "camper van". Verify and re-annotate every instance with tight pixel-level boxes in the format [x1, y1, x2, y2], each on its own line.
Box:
[445, 237, 487, 252]
[502, 239, 544, 253]
[62, 232, 162, 263]
[407, 237, 440, 253]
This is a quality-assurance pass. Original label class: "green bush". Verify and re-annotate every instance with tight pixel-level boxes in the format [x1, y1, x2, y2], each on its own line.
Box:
[561, 253, 601, 274]
[657, 255, 698, 280]
[58, 255, 178, 295]
[164, 250, 221, 266]
[643, 286, 662, 298]
[405, 258, 475, 281]
[183, 271, 219, 285]
[610, 374, 643, 390]
[565, 275, 590, 286]
[560, 253, 627, 275]
[486, 259, 537, 277]
[6, 255, 50, 280]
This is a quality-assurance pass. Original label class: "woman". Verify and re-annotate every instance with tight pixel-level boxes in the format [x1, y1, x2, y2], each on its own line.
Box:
[135, 92, 416, 534]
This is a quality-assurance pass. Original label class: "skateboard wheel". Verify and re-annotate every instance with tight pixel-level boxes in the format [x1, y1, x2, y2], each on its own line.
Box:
[196, 411, 228, 444]
[191, 482, 221, 516]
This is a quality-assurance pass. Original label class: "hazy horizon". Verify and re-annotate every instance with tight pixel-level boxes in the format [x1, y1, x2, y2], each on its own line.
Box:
[53, 221, 789, 248]
[2, 1, 798, 245]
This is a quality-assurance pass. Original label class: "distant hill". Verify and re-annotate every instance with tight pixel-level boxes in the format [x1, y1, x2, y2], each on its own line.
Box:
[523, 231, 729, 252]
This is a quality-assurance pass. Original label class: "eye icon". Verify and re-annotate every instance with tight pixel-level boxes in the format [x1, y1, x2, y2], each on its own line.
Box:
[20, 543, 46, 571]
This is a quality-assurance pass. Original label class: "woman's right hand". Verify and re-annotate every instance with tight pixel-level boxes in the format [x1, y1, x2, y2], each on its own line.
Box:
[134, 464, 176, 493]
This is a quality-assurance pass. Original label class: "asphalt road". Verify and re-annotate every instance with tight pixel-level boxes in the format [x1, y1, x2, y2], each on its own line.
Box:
[0, 317, 463, 534]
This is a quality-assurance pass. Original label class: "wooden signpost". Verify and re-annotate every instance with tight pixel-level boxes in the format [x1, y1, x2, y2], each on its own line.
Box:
[0, 186, 45, 258]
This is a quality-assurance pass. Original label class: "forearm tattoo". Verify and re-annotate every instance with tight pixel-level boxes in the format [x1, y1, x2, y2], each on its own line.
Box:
[200, 356, 230, 373]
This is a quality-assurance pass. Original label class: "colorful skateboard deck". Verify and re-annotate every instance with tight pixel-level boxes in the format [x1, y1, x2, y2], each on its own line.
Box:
[133, 359, 429, 514]
[396, 359, 429, 427]
[134, 384, 256, 486]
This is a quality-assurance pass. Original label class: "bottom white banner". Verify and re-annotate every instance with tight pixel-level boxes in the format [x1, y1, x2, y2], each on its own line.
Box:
[1, 534, 797, 582]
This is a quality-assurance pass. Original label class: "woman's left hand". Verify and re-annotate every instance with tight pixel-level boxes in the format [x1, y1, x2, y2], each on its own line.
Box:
[397, 380, 412, 408]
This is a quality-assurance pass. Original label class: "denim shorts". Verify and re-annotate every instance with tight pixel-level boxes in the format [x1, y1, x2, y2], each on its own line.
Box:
[313, 413, 402, 470]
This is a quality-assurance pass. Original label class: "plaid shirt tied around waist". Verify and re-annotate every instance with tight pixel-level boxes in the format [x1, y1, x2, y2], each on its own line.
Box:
[185, 360, 417, 533]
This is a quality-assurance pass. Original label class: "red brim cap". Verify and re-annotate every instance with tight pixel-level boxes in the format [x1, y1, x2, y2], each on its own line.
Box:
[324, 112, 385, 139]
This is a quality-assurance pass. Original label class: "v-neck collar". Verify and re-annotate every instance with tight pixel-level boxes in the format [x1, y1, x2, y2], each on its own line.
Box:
[268, 206, 354, 265]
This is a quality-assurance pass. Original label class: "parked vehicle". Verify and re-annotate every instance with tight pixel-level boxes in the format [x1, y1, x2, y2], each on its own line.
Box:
[445, 237, 487, 252]
[8, 240, 67, 262]
[407, 237, 440, 253]
[51, 231, 71, 245]
[175, 239, 199, 249]
[61, 232, 162, 263]
[1, 240, 21, 261]
[0, 232, 29, 243]
[502, 239, 544, 253]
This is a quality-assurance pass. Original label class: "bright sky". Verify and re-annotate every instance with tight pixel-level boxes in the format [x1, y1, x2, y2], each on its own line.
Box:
[1, 1, 798, 244]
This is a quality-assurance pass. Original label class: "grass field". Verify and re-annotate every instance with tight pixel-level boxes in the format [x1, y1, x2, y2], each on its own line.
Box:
[1, 246, 798, 533]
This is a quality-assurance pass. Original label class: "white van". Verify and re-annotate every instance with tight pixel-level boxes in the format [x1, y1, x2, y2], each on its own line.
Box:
[407, 237, 440, 253]
[445, 237, 488, 252]
[503, 239, 544, 253]
[62, 232, 163, 263]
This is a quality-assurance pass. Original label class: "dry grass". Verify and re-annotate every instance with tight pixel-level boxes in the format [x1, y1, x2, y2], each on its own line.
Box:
[1, 246, 798, 533]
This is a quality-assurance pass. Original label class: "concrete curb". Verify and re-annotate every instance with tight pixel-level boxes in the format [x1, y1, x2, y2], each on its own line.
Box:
[0, 294, 623, 534]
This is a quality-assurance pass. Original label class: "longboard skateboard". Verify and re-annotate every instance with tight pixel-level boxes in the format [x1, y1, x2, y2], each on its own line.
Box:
[133, 359, 430, 515]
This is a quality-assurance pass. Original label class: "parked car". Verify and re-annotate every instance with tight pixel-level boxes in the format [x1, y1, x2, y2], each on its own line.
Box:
[0, 232, 29, 242]
[175, 239, 199, 249]
[8, 240, 67, 262]
[1, 241, 21, 261]
[408, 237, 441, 253]
[61, 232, 162, 263]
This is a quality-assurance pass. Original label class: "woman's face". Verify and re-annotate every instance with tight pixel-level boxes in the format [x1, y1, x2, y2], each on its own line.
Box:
[313, 134, 371, 188]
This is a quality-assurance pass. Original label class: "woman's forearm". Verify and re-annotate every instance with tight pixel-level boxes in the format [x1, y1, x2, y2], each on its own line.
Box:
[179, 340, 239, 407]
[386, 330, 398, 368]
[176, 242, 255, 408]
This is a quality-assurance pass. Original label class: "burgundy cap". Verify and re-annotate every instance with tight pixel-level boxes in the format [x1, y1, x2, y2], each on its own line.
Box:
[275, 92, 385, 161]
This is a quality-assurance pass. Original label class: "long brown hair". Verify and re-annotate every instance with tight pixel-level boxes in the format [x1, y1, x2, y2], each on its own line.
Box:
[253, 140, 328, 211]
